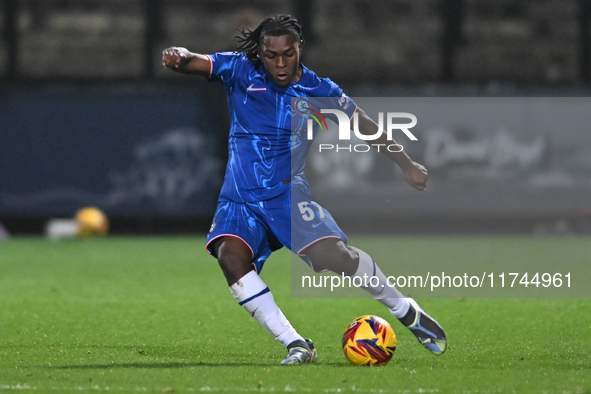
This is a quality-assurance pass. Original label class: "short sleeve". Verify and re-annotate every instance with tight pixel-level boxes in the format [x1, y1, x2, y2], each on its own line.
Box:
[324, 78, 357, 120]
[207, 52, 240, 85]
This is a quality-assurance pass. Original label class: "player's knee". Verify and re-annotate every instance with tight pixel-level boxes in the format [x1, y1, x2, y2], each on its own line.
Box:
[328, 241, 354, 261]
[305, 239, 358, 275]
[332, 243, 358, 273]
[214, 237, 253, 285]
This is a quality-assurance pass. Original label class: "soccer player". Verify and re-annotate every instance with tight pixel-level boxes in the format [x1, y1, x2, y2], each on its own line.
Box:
[162, 14, 447, 364]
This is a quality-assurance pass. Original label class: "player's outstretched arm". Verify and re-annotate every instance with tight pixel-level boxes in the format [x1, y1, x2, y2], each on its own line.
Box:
[162, 47, 211, 77]
[355, 107, 428, 191]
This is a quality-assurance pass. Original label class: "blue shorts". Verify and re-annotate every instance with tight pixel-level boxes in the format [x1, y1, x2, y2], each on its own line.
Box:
[206, 180, 347, 273]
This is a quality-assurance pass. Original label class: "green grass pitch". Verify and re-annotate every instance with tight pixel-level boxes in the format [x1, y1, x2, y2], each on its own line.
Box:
[0, 236, 589, 393]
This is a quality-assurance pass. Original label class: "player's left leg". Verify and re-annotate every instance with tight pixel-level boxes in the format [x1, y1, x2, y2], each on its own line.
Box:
[287, 181, 412, 320]
[275, 181, 446, 354]
[301, 238, 410, 317]
[302, 239, 447, 355]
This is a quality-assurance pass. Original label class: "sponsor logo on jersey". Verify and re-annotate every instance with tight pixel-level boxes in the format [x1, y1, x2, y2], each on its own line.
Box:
[247, 84, 267, 92]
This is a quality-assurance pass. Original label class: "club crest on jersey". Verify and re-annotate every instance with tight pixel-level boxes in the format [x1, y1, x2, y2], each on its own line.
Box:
[295, 98, 311, 113]
[294, 98, 328, 133]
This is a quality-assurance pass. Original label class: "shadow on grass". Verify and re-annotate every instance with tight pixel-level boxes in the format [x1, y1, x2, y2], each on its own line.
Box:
[39, 362, 345, 369]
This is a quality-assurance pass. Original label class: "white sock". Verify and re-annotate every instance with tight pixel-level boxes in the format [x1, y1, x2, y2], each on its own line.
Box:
[230, 270, 304, 348]
[351, 247, 410, 319]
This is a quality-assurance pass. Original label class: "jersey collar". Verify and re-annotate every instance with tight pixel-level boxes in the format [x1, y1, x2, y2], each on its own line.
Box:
[258, 63, 310, 92]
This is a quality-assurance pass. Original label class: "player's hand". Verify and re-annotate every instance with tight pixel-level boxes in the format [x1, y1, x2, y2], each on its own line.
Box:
[402, 162, 428, 191]
[162, 47, 193, 69]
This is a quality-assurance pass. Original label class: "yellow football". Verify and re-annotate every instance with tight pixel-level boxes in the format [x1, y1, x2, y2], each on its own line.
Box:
[75, 207, 109, 237]
[342, 315, 397, 366]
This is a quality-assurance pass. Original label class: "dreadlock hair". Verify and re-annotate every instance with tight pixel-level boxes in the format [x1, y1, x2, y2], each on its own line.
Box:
[235, 14, 304, 67]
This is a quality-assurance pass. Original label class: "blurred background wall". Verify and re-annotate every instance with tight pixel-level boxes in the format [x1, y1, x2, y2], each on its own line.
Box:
[1, 0, 590, 235]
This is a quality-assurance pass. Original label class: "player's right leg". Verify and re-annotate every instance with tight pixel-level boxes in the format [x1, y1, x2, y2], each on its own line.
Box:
[205, 202, 316, 364]
[209, 236, 316, 364]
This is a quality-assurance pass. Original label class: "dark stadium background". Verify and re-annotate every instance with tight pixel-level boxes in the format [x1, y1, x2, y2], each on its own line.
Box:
[1, 0, 591, 235]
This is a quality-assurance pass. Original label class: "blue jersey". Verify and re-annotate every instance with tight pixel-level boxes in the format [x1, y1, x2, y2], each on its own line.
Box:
[207, 52, 357, 203]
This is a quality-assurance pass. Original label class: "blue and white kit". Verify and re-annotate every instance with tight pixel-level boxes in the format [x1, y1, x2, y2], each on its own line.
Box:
[204, 52, 357, 272]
